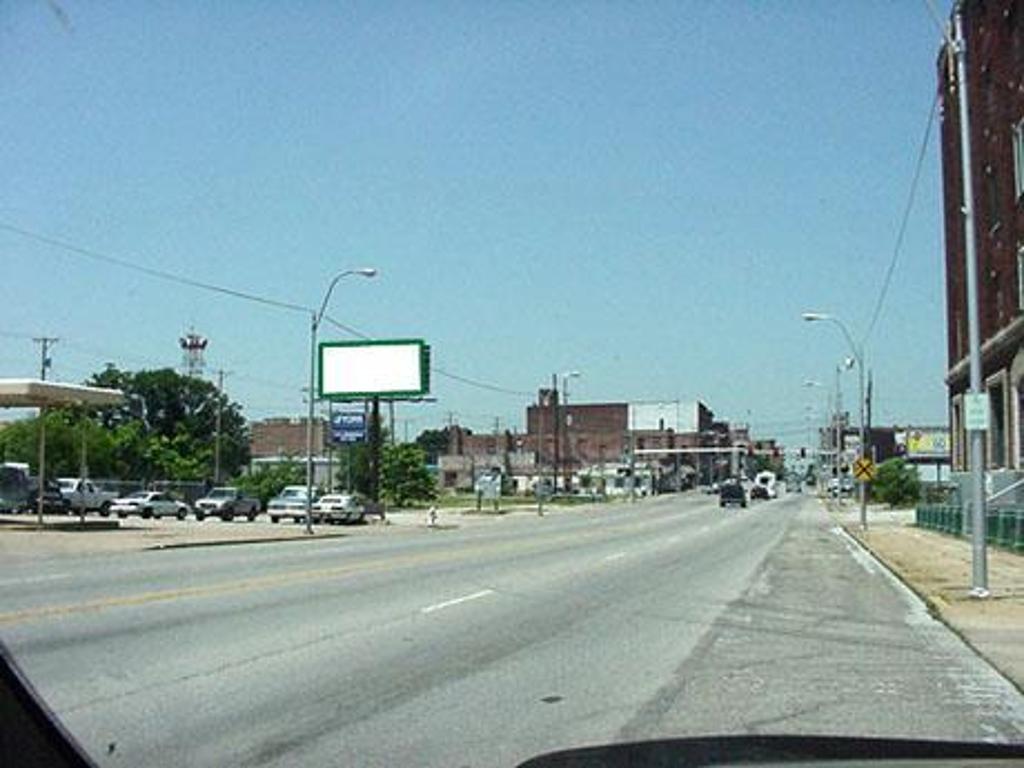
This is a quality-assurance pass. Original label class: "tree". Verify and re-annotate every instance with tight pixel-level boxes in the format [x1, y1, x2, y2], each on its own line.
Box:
[415, 428, 451, 464]
[872, 458, 921, 508]
[0, 365, 252, 483]
[380, 444, 436, 507]
[88, 366, 250, 480]
[235, 461, 305, 508]
[0, 409, 117, 477]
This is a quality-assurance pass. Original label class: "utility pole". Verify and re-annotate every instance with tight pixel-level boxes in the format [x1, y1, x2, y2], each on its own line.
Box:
[551, 374, 560, 493]
[33, 336, 57, 528]
[952, 6, 988, 597]
[213, 369, 228, 485]
[834, 365, 843, 502]
[34, 336, 58, 380]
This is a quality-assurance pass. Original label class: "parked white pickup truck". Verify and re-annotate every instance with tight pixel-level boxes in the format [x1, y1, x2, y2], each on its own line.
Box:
[57, 477, 118, 515]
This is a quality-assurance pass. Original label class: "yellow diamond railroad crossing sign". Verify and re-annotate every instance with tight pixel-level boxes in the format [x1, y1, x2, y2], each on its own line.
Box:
[852, 456, 876, 482]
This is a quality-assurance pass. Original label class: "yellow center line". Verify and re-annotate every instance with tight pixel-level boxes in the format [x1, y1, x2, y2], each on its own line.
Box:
[0, 508, 707, 626]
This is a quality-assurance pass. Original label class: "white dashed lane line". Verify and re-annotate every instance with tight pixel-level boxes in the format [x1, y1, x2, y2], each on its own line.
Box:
[0, 573, 70, 588]
[420, 589, 495, 615]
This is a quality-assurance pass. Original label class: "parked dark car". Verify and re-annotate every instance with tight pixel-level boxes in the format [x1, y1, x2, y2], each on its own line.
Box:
[24, 478, 71, 514]
[719, 480, 747, 508]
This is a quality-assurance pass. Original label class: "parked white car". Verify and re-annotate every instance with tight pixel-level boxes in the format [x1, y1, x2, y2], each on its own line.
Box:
[268, 485, 316, 524]
[312, 493, 365, 524]
[110, 491, 190, 520]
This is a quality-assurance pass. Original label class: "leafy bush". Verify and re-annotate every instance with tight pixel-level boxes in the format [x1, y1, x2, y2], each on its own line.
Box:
[381, 444, 436, 507]
[872, 458, 921, 508]
[234, 461, 305, 508]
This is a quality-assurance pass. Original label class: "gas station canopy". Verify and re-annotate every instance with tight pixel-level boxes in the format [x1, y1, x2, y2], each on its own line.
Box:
[0, 379, 124, 408]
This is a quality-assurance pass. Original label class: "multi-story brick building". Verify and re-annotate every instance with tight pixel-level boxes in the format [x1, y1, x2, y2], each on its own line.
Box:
[941, 0, 1024, 472]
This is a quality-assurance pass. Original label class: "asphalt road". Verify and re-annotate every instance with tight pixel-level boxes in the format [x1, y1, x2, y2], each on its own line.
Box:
[2, 492, 1023, 767]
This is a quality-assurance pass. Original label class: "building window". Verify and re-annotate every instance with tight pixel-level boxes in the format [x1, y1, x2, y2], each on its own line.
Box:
[1015, 119, 1024, 200]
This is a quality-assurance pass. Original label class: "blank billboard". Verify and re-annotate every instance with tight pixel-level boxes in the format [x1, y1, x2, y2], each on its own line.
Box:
[319, 340, 429, 400]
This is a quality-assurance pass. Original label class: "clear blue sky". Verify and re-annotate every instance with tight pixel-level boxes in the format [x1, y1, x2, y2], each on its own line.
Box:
[1, 1, 950, 445]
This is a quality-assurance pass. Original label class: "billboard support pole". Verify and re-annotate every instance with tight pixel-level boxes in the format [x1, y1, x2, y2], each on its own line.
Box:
[369, 396, 381, 506]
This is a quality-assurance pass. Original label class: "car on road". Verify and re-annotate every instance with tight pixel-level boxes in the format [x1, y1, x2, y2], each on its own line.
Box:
[719, 480, 747, 508]
[194, 487, 261, 521]
[312, 493, 365, 524]
[268, 485, 316, 524]
[754, 470, 778, 499]
[750, 484, 769, 501]
[110, 491, 190, 520]
[23, 478, 71, 514]
[828, 476, 855, 498]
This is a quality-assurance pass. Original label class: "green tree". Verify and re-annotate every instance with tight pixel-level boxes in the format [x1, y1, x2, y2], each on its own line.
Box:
[872, 458, 921, 507]
[88, 365, 250, 480]
[0, 409, 117, 477]
[415, 428, 452, 464]
[380, 443, 436, 507]
[235, 461, 306, 508]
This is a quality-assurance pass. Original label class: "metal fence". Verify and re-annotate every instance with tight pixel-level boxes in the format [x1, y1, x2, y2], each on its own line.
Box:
[916, 504, 1024, 553]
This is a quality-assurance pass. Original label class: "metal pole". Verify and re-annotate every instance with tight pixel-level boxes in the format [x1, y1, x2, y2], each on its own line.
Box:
[858, 354, 867, 529]
[551, 374, 559, 493]
[36, 406, 46, 528]
[835, 365, 842, 502]
[327, 401, 335, 493]
[954, 8, 988, 596]
[305, 312, 316, 535]
[214, 369, 224, 485]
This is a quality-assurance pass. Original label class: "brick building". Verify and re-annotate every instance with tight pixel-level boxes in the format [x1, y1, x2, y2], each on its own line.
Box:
[941, 0, 1024, 472]
[439, 392, 728, 492]
[250, 417, 326, 459]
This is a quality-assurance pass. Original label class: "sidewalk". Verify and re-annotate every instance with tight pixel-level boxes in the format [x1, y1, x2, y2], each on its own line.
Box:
[830, 500, 1024, 691]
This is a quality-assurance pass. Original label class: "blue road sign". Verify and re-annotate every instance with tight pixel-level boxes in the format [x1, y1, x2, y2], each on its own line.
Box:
[330, 411, 366, 444]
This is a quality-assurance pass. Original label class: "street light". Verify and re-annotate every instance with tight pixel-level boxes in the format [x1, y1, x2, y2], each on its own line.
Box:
[306, 268, 377, 534]
[803, 311, 867, 529]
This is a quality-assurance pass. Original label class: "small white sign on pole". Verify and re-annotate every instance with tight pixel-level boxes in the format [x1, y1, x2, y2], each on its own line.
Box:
[963, 392, 990, 431]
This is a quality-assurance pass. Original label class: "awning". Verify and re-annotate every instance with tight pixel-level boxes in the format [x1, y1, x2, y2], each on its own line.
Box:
[0, 379, 124, 408]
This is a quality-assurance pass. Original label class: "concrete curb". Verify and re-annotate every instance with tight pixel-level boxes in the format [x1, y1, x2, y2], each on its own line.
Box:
[837, 517, 1024, 696]
[146, 532, 349, 551]
[0, 520, 121, 532]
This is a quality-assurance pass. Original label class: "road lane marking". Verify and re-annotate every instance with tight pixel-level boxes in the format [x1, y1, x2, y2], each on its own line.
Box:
[0, 573, 70, 588]
[603, 552, 626, 562]
[0, 509, 707, 626]
[420, 589, 495, 614]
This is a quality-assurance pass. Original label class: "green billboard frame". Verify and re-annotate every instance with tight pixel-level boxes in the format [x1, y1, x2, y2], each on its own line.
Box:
[318, 338, 431, 401]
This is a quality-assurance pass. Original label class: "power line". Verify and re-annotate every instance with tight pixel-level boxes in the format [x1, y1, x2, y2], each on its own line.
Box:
[861, 90, 939, 345]
[0, 221, 312, 315]
[4, 222, 537, 401]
